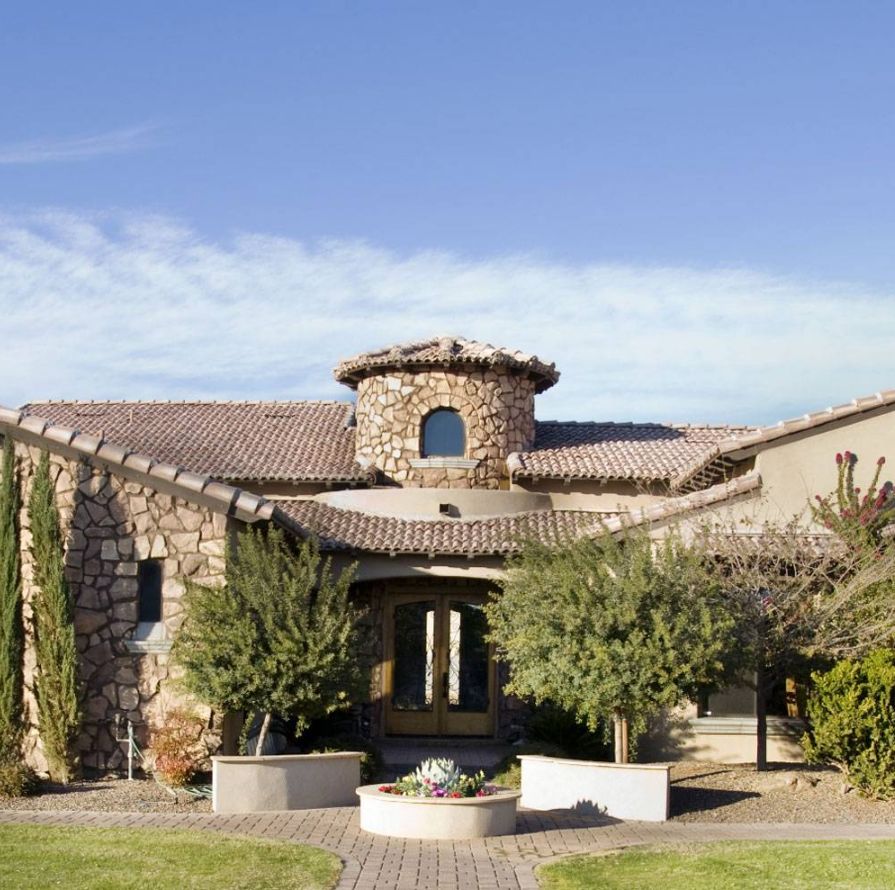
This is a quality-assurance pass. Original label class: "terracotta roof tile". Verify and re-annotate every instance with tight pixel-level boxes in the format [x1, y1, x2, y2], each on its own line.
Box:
[19, 401, 369, 483]
[716, 389, 895, 453]
[275, 473, 762, 555]
[673, 388, 895, 490]
[275, 500, 613, 555]
[334, 335, 560, 393]
[509, 421, 751, 482]
[0, 405, 276, 523]
[602, 471, 763, 532]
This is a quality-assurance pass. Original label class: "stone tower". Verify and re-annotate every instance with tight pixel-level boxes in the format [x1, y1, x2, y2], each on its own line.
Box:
[334, 336, 559, 489]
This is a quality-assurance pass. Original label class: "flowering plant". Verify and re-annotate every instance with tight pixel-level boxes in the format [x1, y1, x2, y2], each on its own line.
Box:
[377, 757, 496, 798]
[812, 452, 894, 550]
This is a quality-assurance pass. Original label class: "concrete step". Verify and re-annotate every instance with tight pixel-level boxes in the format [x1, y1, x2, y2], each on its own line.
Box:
[377, 738, 514, 775]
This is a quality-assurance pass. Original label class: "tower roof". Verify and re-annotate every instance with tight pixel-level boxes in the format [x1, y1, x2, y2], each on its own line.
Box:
[333, 335, 560, 392]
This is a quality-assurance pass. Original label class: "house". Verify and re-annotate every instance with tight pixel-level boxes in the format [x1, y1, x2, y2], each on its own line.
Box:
[2, 335, 893, 772]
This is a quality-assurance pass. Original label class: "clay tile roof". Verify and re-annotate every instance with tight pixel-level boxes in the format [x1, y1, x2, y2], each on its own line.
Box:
[275, 472, 762, 555]
[333, 335, 560, 393]
[715, 389, 895, 454]
[601, 471, 763, 532]
[0, 405, 277, 524]
[509, 421, 751, 482]
[274, 500, 613, 556]
[19, 401, 370, 483]
[673, 387, 895, 491]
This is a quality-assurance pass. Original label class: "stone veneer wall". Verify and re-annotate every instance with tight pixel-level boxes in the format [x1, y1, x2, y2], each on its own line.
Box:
[10, 439, 228, 773]
[353, 368, 537, 489]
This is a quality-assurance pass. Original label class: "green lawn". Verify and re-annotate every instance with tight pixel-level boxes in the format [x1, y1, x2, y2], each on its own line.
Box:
[538, 841, 895, 890]
[0, 824, 341, 890]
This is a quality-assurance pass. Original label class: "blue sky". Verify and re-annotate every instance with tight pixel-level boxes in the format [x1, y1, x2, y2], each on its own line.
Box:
[1, 3, 894, 423]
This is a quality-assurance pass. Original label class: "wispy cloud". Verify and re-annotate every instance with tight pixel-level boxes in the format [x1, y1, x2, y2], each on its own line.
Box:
[0, 124, 160, 164]
[0, 209, 892, 424]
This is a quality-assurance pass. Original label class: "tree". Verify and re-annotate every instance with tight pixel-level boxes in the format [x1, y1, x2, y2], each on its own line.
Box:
[694, 519, 844, 771]
[697, 451, 895, 772]
[812, 545, 895, 658]
[175, 525, 367, 755]
[0, 438, 24, 763]
[28, 451, 81, 783]
[485, 528, 733, 763]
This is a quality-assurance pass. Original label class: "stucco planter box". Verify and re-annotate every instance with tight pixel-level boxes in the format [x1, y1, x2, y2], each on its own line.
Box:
[212, 752, 362, 813]
[519, 754, 670, 822]
[356, 785, 520, 839]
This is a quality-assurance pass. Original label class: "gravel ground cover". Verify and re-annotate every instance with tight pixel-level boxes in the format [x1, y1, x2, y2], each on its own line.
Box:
[3, 761, 895, 824]
[670, 762, 895, 823]
[0, 776, 212, 813]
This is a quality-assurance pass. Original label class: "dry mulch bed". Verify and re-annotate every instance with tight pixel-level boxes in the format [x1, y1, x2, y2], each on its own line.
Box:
[0, 776, 211, 813]
[670, 762, 895, 823]
[3, 763, 895, 824]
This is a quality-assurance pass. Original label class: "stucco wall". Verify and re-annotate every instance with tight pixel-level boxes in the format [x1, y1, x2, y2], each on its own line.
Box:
[513, 477, 670, 512]
[11, 440, 228, 774]
[752, 409, 895, 526]
[667, 410, 895, 537]
[354, 368, 537, 489]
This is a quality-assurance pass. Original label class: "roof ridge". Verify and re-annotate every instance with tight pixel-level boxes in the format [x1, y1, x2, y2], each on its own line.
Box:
[22, 399, 353, 407]
[535, 419, 753, 430]
[713, 387, 895, 455]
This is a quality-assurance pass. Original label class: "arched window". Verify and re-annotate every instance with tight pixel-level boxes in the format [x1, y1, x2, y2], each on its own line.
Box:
[421, 409, 465, 457]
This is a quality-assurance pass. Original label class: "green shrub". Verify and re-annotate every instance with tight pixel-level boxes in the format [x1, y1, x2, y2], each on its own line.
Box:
[148, 708, 208, 787]
[306, 734, 383, 785]
[489, 742, 566, 789]
[803, 649, 895, 799]
[526, 703, 611, 761]
[176, 527, 367, 757]
[0, 760, 39, 798]
[489, 703, 611, 788]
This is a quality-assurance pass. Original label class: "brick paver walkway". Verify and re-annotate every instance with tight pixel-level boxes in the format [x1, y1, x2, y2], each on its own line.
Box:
[4, 807, 895, 889]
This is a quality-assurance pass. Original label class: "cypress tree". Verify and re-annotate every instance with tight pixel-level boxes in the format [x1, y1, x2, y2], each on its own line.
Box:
[28, 451, 81, 783]
[0, 438, 23, 762]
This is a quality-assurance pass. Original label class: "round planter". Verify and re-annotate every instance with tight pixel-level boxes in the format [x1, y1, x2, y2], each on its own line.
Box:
[356, 784, 520, 839]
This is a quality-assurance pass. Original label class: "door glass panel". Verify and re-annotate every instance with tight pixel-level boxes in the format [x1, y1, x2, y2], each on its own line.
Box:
[393, 601, 436, 711]
[447, 601, 489, 713]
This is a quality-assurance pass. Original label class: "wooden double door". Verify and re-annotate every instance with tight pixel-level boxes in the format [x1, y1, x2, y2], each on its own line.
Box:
[384, 590, 495, 736]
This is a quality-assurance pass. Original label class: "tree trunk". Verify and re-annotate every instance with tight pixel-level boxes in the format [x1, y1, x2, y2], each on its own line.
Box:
[255, 711, 272, 756]
[613, 715, 629, 764]
[755, 667, 768, 772]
